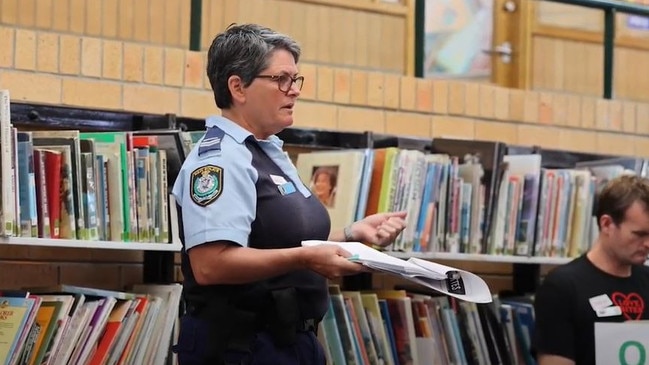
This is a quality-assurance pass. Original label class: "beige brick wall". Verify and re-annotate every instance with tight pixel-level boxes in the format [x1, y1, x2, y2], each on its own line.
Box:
[0, 0, 409, 74]
[199, 0, 409, 73]
[3, 26, 647, 156]
[2, 24, 649, 293]
[0, 0, 191, 48]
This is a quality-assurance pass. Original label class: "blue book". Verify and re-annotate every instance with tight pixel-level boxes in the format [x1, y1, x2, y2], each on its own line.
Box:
[16, 132, 37, 237]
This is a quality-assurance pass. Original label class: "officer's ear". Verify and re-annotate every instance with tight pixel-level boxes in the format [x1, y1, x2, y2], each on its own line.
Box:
[228, 75, 246, 105]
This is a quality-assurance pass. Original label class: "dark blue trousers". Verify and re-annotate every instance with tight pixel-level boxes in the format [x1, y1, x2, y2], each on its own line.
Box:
[172, 315, 327, 365]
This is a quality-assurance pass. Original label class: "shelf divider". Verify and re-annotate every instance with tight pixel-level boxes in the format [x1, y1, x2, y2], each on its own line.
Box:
[0, 237, 182, 252]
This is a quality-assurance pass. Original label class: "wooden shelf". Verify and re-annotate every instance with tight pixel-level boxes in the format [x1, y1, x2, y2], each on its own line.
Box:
[386, 251, 573, 265]
[0, 236, 182, 252]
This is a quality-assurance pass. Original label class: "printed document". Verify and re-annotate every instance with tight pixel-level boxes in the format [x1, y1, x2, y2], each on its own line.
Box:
[302, 240, 493, 303]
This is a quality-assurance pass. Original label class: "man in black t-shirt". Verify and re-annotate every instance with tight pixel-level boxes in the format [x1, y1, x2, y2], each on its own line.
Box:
[533, 175, 649, 365]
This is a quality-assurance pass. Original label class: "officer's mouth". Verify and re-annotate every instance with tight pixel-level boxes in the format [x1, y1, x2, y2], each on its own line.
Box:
[281, 103, 295, 113]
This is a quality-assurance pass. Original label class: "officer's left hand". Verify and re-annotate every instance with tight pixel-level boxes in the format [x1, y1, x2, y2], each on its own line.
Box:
[349, 211, 407, 247]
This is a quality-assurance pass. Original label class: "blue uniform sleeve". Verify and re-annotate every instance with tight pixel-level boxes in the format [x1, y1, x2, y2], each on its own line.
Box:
[172, 140, 258, 251]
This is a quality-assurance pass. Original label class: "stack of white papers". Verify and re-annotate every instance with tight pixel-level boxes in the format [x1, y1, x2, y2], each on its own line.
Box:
[302, 240, 493, 303]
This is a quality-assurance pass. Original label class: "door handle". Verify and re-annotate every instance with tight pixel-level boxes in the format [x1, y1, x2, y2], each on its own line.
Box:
[482, 42, 513, 63]
[482, 42, 513, 55]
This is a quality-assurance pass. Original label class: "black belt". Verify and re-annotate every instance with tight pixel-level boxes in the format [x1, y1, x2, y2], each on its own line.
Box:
[185, 297, 318, 333]
[184, 286, 319, 350]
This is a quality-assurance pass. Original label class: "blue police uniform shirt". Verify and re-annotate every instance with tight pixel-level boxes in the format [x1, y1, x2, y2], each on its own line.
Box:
[172, 115, 332, 321]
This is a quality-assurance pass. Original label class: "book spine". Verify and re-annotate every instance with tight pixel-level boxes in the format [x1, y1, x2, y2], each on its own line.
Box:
[159, 150, 168, 243]
[0, 90, 15, 236]
[44, 150, 63, 238]
[33, 149, 51, 238]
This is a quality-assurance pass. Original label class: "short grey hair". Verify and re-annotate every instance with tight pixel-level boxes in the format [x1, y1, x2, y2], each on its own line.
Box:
[206, 23, 301, 109]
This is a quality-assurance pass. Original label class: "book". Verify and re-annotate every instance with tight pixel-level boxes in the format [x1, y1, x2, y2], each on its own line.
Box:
[296, 150, 367, 232]
[301, 240, 493, 303]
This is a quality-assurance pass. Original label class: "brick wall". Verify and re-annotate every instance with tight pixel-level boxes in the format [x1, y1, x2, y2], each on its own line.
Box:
[1, 22, 649, 293]
[198, 0, 409, 73]
[0, 0, 191, 48]
[0, 0, 409, 74]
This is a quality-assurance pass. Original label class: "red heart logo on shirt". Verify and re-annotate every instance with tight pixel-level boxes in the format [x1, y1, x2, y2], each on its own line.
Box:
[611, 292, 645, 320]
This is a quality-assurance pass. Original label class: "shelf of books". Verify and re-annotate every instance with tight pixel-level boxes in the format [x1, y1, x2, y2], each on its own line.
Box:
[291, 133, 649, 271]
[320, 283, 535, 365]
[1, 283, 184, 365]
[0, 90, 185, 253]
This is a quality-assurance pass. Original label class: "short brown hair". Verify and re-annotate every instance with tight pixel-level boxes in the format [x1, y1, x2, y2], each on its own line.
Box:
[596, 174, 649, 226]
[206, 23, 301, 109]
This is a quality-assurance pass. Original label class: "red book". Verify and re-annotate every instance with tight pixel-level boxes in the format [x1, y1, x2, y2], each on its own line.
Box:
[43, 150, 62, 238]
[131, 135, 158, 149]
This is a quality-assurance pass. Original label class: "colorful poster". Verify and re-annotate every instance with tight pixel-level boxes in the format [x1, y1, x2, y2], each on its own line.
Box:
[422, 0, 493, 78]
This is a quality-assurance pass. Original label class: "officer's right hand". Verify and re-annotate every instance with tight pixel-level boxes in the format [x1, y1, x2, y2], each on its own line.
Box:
[301, 244, 369, 280]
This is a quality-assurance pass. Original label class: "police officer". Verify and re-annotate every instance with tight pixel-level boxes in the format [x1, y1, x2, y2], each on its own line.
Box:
[170, 23, 407, 365]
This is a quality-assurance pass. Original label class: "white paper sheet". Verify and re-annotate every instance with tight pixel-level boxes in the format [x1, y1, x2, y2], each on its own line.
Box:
[301, 240, 493, 303]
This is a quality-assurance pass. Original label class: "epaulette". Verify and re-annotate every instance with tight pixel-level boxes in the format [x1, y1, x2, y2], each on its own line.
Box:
[198, 126, 225, 156]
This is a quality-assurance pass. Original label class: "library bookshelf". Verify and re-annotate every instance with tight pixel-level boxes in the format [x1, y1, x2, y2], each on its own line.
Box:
[5, 100, 647, 365]
[8, 100, 642, 294]
[3, 101, 188, 283]
[0, 99, 187, 365]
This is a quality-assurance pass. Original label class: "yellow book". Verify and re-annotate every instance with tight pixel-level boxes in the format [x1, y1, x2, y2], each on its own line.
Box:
[0, 297, 33, 364]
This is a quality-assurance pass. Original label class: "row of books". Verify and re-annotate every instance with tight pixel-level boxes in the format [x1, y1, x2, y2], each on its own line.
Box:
[294, 140, 649, 258]
[0, 89, 171, 243]
[319, 285, 535, 365]
[0, 283, 182, 365]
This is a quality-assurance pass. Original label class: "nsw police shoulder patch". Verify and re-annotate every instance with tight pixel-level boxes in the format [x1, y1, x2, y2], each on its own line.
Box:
[190, 164, 223, 206]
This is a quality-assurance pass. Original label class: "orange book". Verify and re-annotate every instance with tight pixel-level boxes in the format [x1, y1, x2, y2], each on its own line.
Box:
[116, 297, 148, 365]
[27, 300, 62, 365]
[364, 148, 387, 217]
[88, 299, 133, 365]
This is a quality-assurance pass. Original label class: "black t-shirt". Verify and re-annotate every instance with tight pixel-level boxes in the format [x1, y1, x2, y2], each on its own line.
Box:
[533, 254, 649, 365]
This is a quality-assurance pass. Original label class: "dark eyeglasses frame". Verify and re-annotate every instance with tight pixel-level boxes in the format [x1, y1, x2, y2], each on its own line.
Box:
[255, 74, 304, 94]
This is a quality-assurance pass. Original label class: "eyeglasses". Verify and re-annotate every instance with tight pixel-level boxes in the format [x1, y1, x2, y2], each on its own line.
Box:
[255, 74, 304, 93]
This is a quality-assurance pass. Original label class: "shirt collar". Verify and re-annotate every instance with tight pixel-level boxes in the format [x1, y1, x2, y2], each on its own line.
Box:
[204, 115, 284, 148]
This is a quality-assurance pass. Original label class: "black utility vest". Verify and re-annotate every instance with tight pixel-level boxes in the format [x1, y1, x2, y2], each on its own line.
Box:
[178, 134, 331, 325]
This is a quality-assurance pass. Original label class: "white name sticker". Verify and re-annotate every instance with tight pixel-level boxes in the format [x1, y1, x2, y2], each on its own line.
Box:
[596, 306, 623, 318]
[590, 294, 614, 311]
[270, 174, 287, 185]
